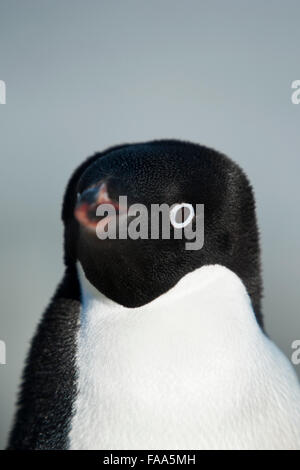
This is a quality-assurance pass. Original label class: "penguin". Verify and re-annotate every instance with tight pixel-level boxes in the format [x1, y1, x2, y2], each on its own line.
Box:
[8, 139, 300, 450]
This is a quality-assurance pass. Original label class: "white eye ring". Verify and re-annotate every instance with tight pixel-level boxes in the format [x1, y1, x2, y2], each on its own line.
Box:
[170, 203, 195, 229]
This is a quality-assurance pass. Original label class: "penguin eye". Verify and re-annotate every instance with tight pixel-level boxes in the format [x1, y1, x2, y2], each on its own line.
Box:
[170, 203, 195, 229]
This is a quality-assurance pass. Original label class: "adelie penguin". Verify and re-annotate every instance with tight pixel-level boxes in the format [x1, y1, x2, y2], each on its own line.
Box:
[8, 140, 300, 450]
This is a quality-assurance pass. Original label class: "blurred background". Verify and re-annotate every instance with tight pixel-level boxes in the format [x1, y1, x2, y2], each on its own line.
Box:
[0, 0, 299, 449]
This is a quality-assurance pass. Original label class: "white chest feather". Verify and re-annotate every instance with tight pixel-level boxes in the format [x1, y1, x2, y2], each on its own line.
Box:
[69, 264, 300, 450]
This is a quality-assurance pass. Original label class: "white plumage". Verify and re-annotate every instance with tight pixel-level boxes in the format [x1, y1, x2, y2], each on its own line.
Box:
[69, 263, 300, 450]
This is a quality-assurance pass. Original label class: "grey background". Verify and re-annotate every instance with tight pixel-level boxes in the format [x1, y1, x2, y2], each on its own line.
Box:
[0, 0, 299, 449]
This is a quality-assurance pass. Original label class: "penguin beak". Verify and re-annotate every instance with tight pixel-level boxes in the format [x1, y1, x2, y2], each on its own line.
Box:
[74, 182, 121, 231]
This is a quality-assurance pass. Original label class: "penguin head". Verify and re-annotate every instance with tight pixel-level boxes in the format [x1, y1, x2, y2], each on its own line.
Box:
[62, 140, 262, 325]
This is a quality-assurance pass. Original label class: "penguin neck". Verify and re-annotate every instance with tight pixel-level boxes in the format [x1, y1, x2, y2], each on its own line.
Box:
[76, 261, 259, 364]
